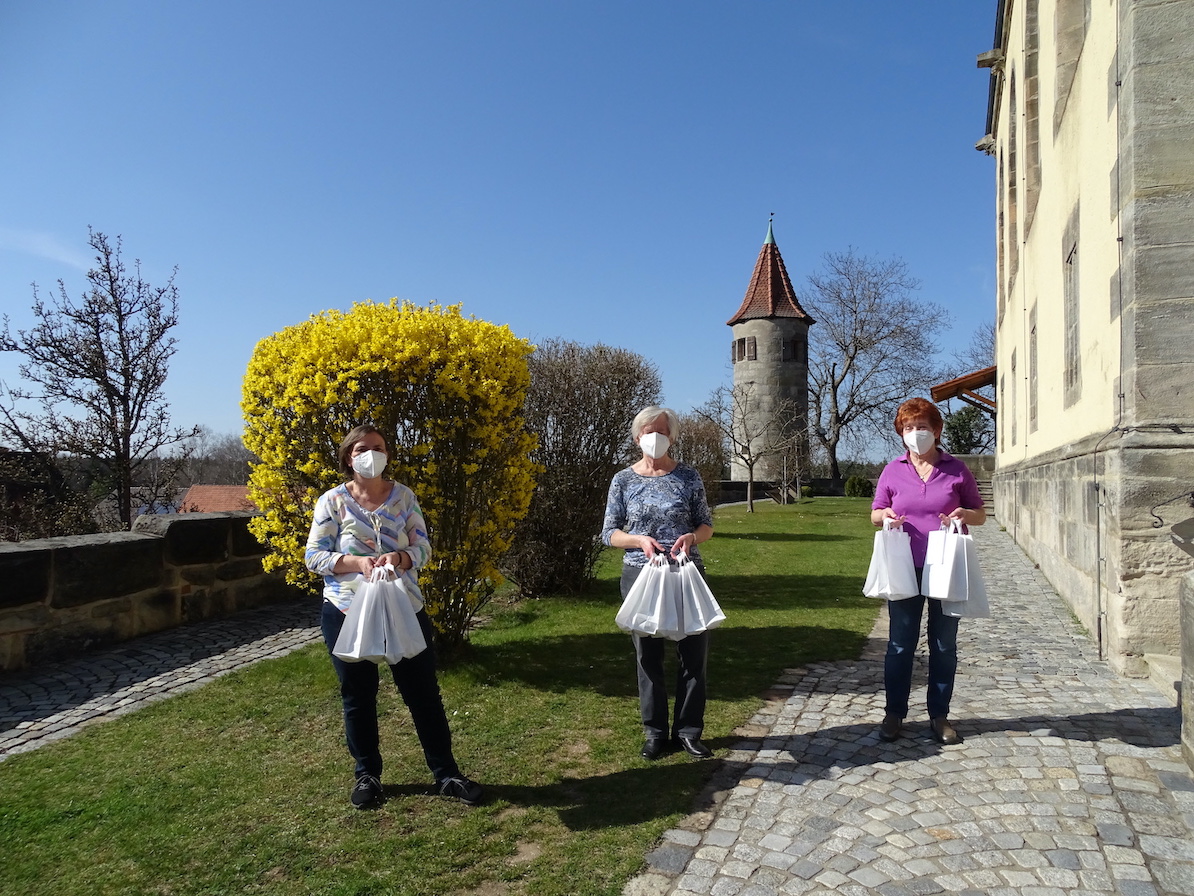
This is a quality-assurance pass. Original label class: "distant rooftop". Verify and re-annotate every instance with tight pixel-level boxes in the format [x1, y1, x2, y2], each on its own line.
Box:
[179, 485, 255, 513]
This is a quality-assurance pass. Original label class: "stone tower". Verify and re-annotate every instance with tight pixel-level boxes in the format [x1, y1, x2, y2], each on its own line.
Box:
[726, 221, 815, 482]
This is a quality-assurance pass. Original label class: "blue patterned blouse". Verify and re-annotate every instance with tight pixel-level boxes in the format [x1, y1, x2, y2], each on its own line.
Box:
[601, 463, 713, 568]
[304, 482, 431, 611]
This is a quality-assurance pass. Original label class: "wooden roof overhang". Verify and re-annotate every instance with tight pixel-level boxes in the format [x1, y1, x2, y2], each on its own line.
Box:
[931, 365, 997, 415]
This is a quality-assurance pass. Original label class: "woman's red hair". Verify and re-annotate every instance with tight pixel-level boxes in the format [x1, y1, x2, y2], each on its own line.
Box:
[893, 397, 943, 435]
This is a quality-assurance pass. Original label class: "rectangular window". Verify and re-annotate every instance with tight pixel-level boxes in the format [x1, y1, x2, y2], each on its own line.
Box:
[1063, 204, 1081, 407]
[999, 374, 1005, 451]
[1029, 304, 1038, 433]
[1010, 349, 1018, 446]
[745, 336, 757, 361]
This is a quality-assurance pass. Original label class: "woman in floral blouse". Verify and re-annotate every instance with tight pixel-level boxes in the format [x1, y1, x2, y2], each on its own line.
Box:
[602, 406, 715, 762]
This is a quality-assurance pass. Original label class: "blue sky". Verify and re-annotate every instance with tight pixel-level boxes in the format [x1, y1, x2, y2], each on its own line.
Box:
[1, 1, 998, 439]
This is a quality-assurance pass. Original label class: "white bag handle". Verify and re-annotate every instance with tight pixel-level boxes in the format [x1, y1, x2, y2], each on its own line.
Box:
[882, 518, 902, 531]
[369, 562, 398, 583]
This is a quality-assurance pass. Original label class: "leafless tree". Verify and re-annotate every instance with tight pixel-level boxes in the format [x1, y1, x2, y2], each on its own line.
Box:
[695, 381, 803, 512]
[803, 249, 950, 481]
[674, 411, 728, 510]
[0, 229, 198, 529]
[501, 339, 661, 597]
[179, 427, 257, 486]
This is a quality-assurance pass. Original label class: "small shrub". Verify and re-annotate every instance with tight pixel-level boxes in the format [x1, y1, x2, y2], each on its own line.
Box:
[844, 475, 874, 498]
[800, 485, 814, 499]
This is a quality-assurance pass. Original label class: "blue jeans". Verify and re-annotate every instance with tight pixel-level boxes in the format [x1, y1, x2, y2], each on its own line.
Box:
[321, 600, 460, 783]
[884, 587, 960, 720]
[621, 564, 709, 739]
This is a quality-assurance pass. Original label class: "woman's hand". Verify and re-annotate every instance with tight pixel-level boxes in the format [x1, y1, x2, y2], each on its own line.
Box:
[872, 507, 904, 527]
[637, 535, 666, 558]
[378, 551, 410, 572]
[942, 507, 987, 527]
[670, 533, 696, 558]
[346, 555, 376, 576]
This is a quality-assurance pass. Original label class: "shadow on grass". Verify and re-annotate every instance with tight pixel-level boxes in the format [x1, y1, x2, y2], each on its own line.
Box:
[714, 532, 856, 543]
[702, 573, 872, 611]
[461, 621, 870, 701]
[380, 755, 724, 830]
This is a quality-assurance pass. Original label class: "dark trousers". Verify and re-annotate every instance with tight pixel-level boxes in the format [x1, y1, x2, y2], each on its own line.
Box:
[321, 600, 460, 783]
[621, 564, 709, 740]
[884, 587, 960, 720]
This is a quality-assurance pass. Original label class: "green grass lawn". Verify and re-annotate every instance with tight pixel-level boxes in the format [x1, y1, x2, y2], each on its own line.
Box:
[0, 499, 878, 896]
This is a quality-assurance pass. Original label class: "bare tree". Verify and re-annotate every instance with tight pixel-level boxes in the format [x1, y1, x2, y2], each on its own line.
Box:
[501, 339, 661, 597]
[695, 381, 802, 512]
[674, 411, 728, 510]
[803, 249, 950, 481]
[179, 427, 257, 486]
[0, 229, 198, 529]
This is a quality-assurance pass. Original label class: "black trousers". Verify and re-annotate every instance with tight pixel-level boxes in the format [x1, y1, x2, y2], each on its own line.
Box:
[321, 600, 460, 783]
[620, 564, 710, 739]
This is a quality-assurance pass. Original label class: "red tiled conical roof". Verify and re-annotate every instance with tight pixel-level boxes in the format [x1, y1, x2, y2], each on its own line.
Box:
[726, 222, 815, 325]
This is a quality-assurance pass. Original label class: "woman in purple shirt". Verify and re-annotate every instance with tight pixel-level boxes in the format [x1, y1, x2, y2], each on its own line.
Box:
[870, 397, 986, 745]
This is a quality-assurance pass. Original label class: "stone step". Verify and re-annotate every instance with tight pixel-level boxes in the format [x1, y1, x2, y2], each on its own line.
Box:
[1144, 653, 1182, 706]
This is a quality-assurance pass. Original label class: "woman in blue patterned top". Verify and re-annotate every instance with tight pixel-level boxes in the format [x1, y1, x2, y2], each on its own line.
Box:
[602, 406, 715, 761]
[305, 424, 482, 810]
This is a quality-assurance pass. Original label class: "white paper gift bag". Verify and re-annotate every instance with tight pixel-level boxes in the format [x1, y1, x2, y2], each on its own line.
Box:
[924, 520, 980, 604]
[863, 519, 920, 600]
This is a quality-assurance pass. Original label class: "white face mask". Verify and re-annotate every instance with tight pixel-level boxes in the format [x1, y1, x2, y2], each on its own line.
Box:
[639, 432, 671, 459]
[903, 429, 936, 455]
[351, 449, 388, 479]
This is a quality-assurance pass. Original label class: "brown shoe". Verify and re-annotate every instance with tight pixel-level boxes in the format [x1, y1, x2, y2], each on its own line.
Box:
[878, 714, 902, 742]
[930, 717, 962, 745]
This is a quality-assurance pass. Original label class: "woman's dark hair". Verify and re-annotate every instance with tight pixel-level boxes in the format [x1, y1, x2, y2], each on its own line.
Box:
[338, 424, 386, 478]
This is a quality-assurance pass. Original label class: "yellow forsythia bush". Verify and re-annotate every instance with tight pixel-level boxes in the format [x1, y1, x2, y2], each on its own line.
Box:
[241, 300, 538, 656]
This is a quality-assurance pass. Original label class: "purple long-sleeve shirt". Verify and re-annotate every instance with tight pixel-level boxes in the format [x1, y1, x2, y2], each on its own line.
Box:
[871, 452, 984, 567]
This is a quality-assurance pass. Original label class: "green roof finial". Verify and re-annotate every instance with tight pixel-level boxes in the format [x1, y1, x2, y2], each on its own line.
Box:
[765, 214, 776, 245]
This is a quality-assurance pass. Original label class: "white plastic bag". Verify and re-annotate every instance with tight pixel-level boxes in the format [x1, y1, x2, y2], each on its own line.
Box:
[615, 554, 685, 640]
[675, 550, 726, 634]
[333, 563, 428, 663]
[941, 529, 990, 618]
[862, 519, 920, 600]
[924, 520, 982, 604]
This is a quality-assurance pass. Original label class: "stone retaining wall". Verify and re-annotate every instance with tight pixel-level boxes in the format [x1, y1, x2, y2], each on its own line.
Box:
[0, 512, 303, 671]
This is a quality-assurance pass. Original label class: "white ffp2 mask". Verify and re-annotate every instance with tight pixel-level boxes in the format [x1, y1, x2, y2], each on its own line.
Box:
[351, 450, 387, 479]
[639, 432, 670, 459]
[903, 430, 935, 455]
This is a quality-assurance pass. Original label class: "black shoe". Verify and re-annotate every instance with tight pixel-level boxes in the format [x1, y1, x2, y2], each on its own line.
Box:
[436, 775, 484, 806]
[930, 717, 962, 745]
[674, 736, 713, 759]
[641, 737, 669, 760]
[351, 774, 383, 809]
[879, 714, 902, 742]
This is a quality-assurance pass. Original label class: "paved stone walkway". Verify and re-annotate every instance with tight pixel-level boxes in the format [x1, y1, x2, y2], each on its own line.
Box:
[0, 599, 322, 759]
[2, 527, 1191, 896]
[629, 524, 1194, 896]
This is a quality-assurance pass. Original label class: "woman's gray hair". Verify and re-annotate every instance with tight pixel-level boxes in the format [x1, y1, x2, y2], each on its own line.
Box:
[631, 406, 681, 443]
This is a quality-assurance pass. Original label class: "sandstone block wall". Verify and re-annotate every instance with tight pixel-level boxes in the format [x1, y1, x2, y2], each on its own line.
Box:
[0, 512, 304, 672]
[993, 432, 1194, 678]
